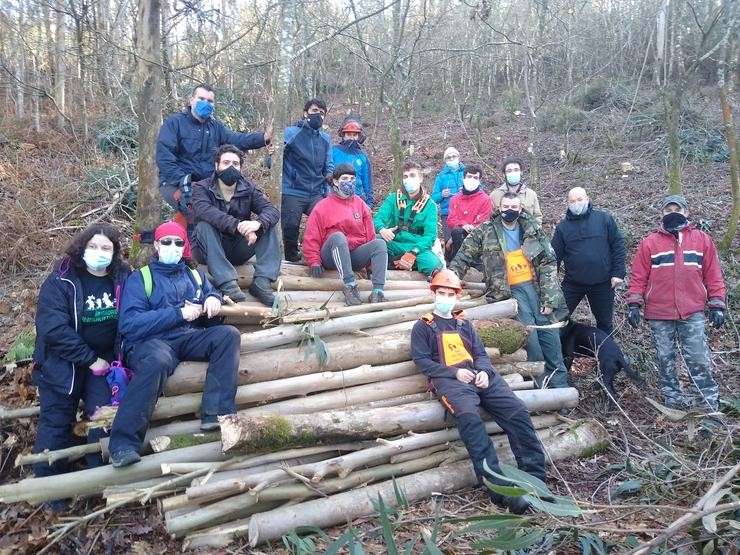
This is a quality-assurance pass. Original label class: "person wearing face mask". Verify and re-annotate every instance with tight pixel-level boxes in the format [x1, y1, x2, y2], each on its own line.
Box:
[551, 187, 626, 334]
[107, 222, 240, 468]
[449, 192, 570, 390]
[32, 224, 131, 512]
[445, 164, 493, 263]
[373, 161, 444, 276]
[410, 270, 546, 514]
[431, 147, 466, 242]
[490, 157, 543, 224]
[157, 83, 273, 224]
[281, 98, 335, 262]
[191, 145, 280, 306]
[626, 196, 726, 416]
[331, 117, 374, 208]
[302, 164, 388, 306]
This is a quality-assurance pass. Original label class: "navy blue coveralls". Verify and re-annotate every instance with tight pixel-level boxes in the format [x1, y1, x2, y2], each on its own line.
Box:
[410, 311, 546, 493]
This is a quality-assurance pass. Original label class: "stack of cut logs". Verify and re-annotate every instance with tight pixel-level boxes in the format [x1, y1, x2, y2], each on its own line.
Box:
[0, 262, 609, 549]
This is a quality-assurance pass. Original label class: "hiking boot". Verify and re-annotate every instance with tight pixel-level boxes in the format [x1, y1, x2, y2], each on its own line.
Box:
[110, 450, 141, 468]
[489, 492, 532, 515]
[368, 290, 386, 304]
[221, 280, 247, 302]
[343, 284, 363, 306]
[200, 418, 221, 432]
[249, 277, 275, 306]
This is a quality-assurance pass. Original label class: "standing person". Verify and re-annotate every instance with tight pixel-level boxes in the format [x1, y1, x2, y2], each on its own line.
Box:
[432, 147, 465, 241]
[627, 195, 726, 413]
[303, 163, 388, 306]
[374, 161, 444, 276]
[156, 83, 272, 219]
[281, 98, 334, 262]
[449, 192, 570, 389]
[107, 222, 240, 467]
[410, 270, 546, 514]
[32, 224, 130, 511]
[490, 157, 542, 224]
[551, 187, 626, 334]
[445, 164, 493, 262]
[191, 145, 281, 306]
[331, 117, 374, 208]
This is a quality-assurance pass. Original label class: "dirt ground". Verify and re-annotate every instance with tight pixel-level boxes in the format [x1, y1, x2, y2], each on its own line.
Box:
[0, 102, 737, 553]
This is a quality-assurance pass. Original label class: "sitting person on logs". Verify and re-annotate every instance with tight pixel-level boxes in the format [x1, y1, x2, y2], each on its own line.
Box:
[410, 269, 547, 514]
[107, 222, 240, 468]
[302, 163, 388, 306]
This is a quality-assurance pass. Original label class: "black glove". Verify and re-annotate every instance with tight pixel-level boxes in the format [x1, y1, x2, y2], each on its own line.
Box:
[627, 304, 641, 329]
[310, 265, 324, 278]
[709, 310, 725, 329]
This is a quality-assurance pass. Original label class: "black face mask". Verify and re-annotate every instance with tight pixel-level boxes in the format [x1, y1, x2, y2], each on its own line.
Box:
[662, 212, 688, 235]
[501, 209, 521, 223]
[340, 139, 360, 150]
[218, 166, 241, 186]
[306, 113, 324, 130]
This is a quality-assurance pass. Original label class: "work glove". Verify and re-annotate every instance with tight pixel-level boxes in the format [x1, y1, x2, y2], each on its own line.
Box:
[627, 304, 641, 329]
[709, 309, 725, 329]
[310, 265, 324, 278]
[394, 251, 417, 271]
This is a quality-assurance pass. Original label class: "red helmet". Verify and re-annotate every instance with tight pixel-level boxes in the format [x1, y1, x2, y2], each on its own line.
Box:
[339, 120, 363, 135]
[429, 269, 463, 294]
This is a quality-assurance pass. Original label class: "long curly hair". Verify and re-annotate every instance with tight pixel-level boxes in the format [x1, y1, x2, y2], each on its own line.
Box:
[64, 223, 125, 276]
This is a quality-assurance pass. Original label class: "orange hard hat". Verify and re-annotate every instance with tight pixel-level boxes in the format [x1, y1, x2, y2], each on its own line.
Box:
[430, 269, 462, 293]
[339, 120, 363, 134]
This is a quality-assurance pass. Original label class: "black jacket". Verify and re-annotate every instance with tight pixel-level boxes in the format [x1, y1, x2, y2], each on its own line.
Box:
[192, 173, 280, 237]
[551, 203, 626, 286]
[32, 257, 131, 395]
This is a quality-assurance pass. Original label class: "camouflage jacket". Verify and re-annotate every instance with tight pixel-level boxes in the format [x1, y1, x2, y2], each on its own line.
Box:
[449, 209, 568, 322]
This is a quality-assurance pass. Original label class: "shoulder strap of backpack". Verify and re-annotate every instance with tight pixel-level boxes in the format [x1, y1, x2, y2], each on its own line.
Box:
[140, 265, 153, 300]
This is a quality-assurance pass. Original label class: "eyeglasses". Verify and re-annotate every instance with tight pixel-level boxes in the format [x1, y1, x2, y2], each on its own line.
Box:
[159, 238, 185, 247]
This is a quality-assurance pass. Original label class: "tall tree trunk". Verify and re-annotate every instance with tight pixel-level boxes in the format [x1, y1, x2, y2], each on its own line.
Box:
[15, 1, 25, 123]
[55, 0, 66, 129]
[132, 0, 163, 266]
[664, 89, 682, 195]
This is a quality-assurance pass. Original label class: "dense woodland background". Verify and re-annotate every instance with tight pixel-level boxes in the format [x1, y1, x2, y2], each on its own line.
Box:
[0, 0, 739, 553]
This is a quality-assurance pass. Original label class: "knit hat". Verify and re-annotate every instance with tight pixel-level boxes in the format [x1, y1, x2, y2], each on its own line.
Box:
[660, 195, 688, 212]
[443, 147, 459, 159]
[155, 221, 191, 258]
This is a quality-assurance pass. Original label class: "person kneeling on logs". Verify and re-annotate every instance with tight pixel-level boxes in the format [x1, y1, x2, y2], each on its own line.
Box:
[302, 163, 388, 306]
[410, 269, 547, 514]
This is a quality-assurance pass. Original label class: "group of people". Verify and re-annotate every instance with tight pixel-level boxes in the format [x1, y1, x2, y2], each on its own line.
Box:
[31, 83, 727, 515]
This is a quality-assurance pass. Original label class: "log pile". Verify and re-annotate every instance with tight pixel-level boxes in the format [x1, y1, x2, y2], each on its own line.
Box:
[1, 262, 608, 549]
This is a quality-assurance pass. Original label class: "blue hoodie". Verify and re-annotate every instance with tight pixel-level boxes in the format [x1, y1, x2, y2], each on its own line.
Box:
[331, 142, 374, 207]
[282, 120, 334, 199]
[431, 163, 465, 216]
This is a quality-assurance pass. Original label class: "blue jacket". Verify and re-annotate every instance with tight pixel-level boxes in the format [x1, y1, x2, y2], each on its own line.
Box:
[431, 164, 465, 216]
[282, 120, 333, 199]
[118, 258, 222, 348]
[156, 109, 267, 186]
[33, 258, 131, 396]
[331, 143, 373, 207]
[551, 203, 626, 286]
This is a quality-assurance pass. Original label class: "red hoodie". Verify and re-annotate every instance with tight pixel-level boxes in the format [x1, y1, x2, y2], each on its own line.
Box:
[446, 189, 493, 228]
[303, 194, 377, 267]
[627, 225, 726, 320]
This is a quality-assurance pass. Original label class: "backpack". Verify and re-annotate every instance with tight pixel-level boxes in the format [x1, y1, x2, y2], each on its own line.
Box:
[139, 264, 203, 300]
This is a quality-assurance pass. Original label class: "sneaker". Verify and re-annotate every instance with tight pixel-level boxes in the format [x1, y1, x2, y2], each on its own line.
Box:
[368, 290, 386, 304]
[221, 280, 247, 302]
[249, 277, 275, 306]
[110, 450, 141, 468]
[343, 284, 363, 306]
[200, 418, 221, 432]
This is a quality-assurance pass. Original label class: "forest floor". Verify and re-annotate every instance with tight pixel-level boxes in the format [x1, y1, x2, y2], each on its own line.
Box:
[0, 99, 738, 554]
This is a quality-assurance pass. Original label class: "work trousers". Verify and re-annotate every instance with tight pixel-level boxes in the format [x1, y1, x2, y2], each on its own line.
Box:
[562, 279, 615, 335]
[320, 233, 387, 287]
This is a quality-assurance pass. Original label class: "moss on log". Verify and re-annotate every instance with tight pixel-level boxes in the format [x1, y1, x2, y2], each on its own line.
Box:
[473, 318, 528, 353]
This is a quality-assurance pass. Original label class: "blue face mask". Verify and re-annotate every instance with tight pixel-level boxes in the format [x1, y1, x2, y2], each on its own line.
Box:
[434, 295, 456, 315]
[193, 100, 214, 120]
[83, 249, 112, 272]
[447, 161, 460, 170]
[403, 178, 420, 194]
[158, 244, 184, 265]
[506, 172, 521, 186]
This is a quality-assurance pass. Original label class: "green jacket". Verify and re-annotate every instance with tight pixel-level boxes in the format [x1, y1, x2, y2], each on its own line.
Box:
[373, 189, 438, 252]
[449, 209, 568, 322]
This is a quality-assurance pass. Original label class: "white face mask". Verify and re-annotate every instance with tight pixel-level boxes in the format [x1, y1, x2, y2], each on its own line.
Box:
[463, 178, 480, 192]
[568, 201, 588, 216]
[158, 244, 185, 265]
[434, 294, 456, 314]
[83, 249, 113, 271]
[402, 177, 420, 194]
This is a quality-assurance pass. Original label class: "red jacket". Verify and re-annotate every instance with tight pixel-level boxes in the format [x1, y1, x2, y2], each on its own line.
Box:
[446, 189, 493, 228]
[627, 225, 726, 320]
[303, 194, 377, 266]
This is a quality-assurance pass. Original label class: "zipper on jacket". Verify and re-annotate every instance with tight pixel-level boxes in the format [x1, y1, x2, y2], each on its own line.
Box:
[60, 276, 78, 395]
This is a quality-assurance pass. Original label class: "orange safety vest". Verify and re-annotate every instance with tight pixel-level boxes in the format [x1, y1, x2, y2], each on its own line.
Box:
[420, 311, 474, 367]
[505, 248, 534, 285]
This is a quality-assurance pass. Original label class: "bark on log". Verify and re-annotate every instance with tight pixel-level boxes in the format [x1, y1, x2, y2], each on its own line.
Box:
[0, 404, 40, 420]
[247, 419, 609, 546]
[279, 296, 446, 324]
[273, 275, 485, 292]
[16, 442, 101, 467]
[220, 389, 579, 453]
[229, 261, 432, 284]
